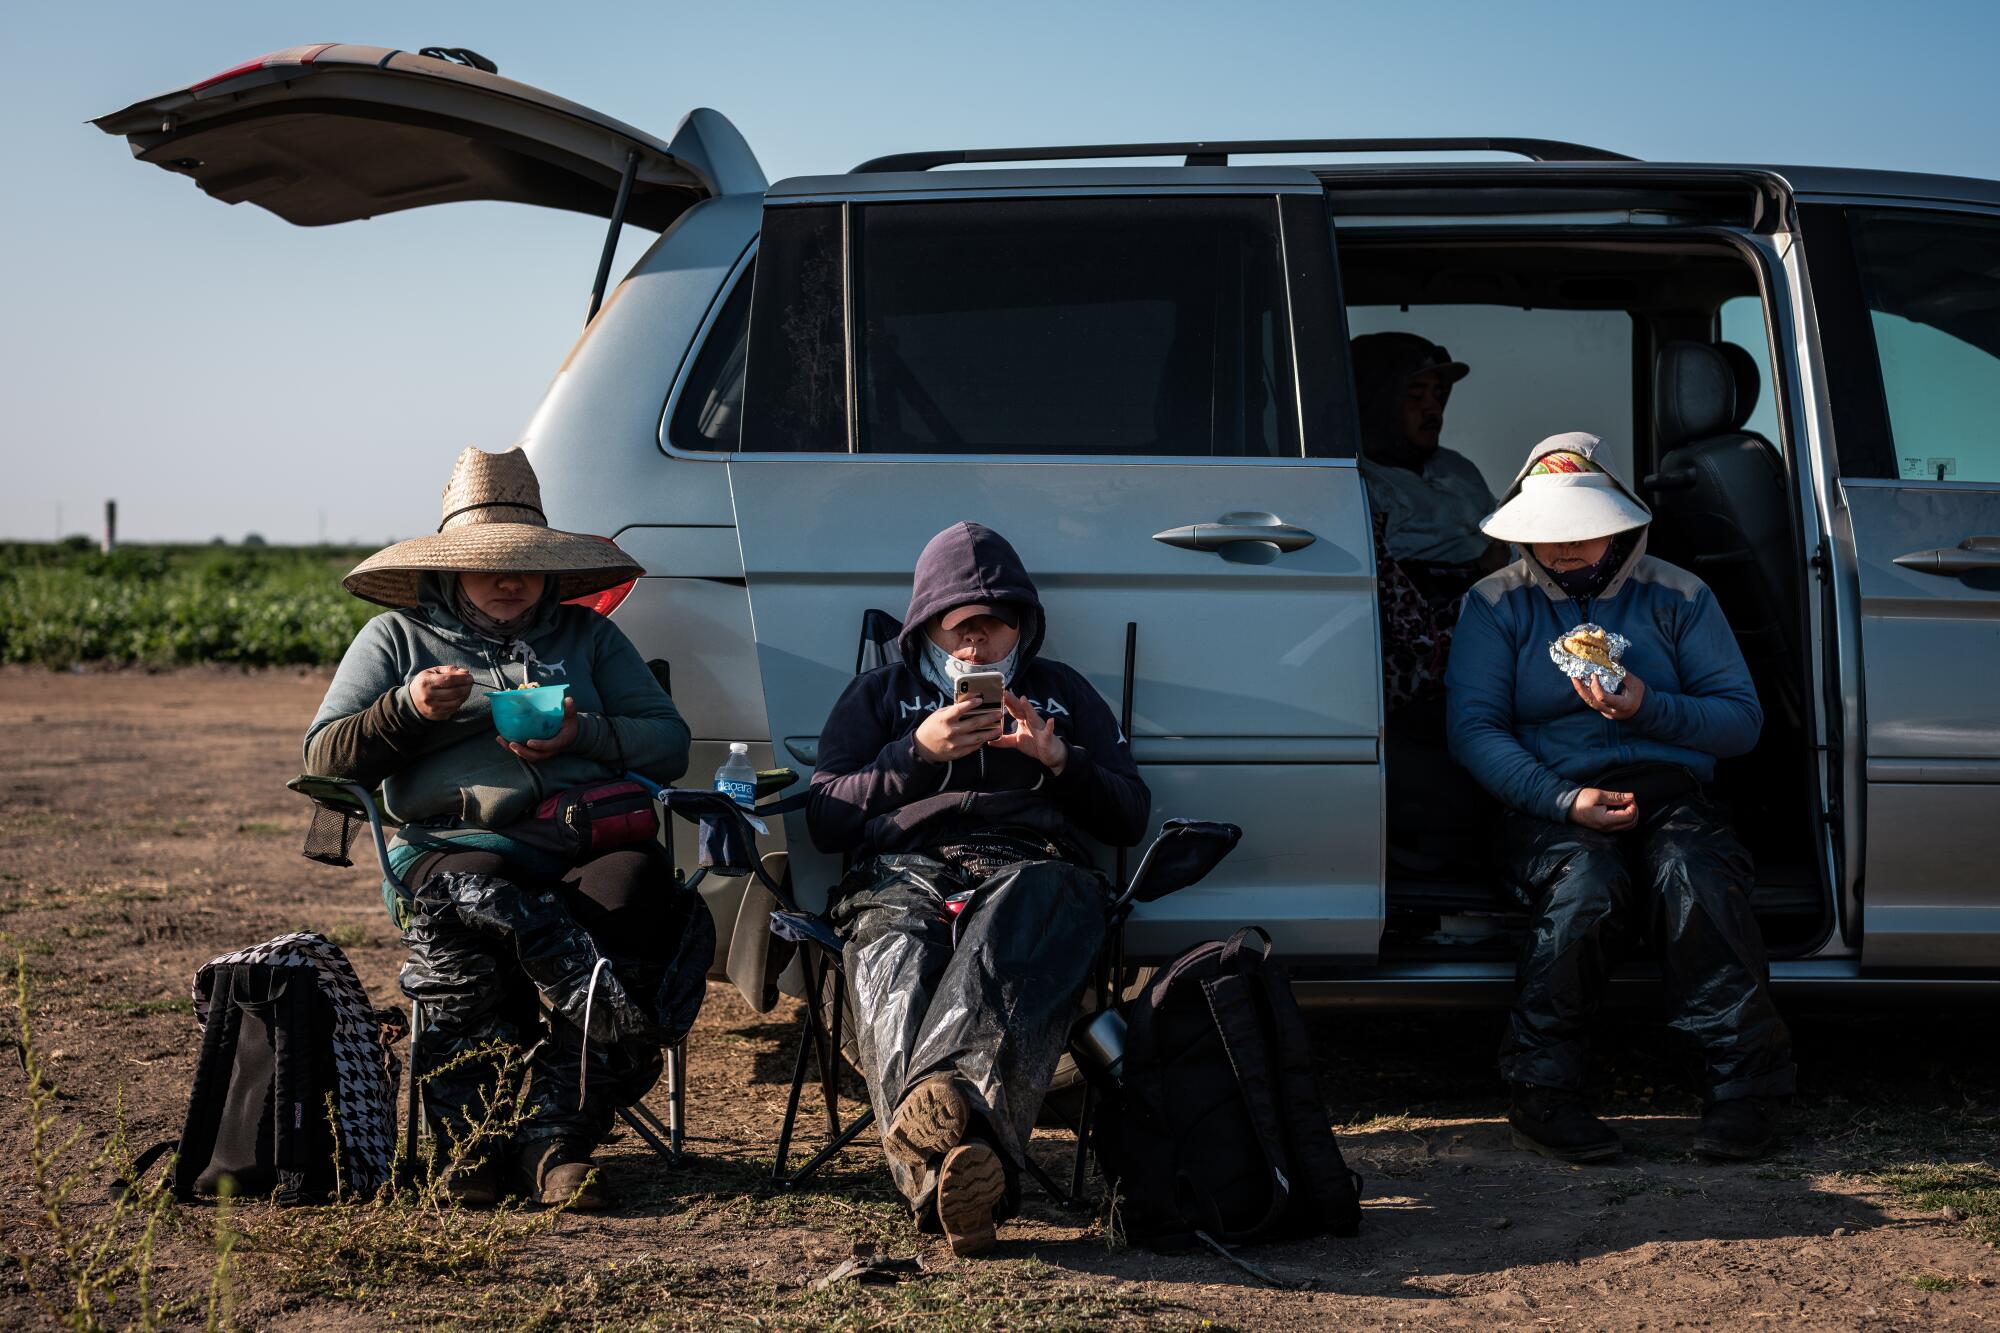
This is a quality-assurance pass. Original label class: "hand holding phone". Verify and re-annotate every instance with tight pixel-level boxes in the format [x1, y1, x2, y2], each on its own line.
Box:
[954, 670, 1005, 714]
[914, 672, 1008, 762]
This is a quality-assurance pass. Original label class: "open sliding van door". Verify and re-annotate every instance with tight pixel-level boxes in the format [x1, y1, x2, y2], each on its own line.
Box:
[725, 170, 1386, 961]
[1802, 198, 2000, 969]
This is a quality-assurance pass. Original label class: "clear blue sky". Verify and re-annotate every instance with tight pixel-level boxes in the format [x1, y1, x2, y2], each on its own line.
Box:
[6, 0, 1998, 543]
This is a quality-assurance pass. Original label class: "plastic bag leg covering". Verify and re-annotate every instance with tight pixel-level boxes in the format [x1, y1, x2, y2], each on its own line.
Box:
[1642, 798, 1796, 1101]
[1497, 817, 1639, 1092]
[904, 861, 1106, 1183]
[830, 857, 961, 1210]
[399, 898, 528, 1148]
[435, 871, 653, 1044]
[517, 1018, 666, 1147]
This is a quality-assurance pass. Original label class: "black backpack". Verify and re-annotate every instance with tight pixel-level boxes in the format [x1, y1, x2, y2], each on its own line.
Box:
[1092, 928, 1362, 1247]
[134, 933, 402, 1204]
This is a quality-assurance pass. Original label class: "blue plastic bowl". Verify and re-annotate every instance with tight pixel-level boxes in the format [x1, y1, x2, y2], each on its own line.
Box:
[489, 683, 569, 742]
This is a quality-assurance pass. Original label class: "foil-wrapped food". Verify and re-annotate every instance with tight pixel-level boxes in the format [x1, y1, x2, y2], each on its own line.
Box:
[1548, 623, 1629, 692]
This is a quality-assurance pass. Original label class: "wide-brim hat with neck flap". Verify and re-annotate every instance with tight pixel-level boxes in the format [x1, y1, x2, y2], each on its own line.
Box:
[342, 446, 645, 608]
[1479, 432, 1652, 545]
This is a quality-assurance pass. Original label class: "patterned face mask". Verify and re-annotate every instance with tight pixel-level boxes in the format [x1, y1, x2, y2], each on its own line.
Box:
[1544, 533, 1634, 599]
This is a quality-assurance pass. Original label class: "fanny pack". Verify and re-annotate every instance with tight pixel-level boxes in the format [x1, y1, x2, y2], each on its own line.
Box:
[530, 780, 660, 859]
[1590, 762, 1699, 809]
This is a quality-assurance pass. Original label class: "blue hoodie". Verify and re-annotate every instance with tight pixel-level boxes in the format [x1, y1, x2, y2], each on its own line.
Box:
[1444, 440, 1762, 822]
[807, 522, 1150, 858]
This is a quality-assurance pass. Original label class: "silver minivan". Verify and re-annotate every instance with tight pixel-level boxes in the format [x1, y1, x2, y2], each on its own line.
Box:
[99, 46, 2000, 1000]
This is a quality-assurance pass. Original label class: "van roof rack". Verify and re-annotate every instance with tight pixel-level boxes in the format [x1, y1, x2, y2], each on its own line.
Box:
[853, 136, 1635, 173]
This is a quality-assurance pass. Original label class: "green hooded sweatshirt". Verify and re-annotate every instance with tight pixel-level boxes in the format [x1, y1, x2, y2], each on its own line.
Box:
[304, 574, 689, 833]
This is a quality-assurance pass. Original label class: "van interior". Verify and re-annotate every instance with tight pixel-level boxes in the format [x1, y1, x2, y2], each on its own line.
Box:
[1343, 233, 1835, 961]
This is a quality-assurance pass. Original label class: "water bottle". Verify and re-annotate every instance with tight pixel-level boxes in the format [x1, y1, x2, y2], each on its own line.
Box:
[713, 742, 757, 809]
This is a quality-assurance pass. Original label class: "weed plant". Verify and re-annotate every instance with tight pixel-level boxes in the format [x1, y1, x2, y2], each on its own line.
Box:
[230, 1041, 584, 1301]
[7, 956, 180, 1330]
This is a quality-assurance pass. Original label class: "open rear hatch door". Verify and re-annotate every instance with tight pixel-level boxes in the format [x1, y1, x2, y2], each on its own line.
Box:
[93, 44, 763, 231]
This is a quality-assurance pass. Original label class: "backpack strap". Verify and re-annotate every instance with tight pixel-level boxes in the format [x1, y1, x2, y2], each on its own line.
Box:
[1255, 956, 1365, 1235]
[175, 964, 248, 1202]
[1195, 964, 1295, 1242]
[110, 1139, 179, 1201]
[269, 971, 312, 1205]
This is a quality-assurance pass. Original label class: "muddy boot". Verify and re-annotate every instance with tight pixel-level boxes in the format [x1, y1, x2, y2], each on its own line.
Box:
[1508, 1083, 1621, 1162]
[1694, 1097, 1778, 1161]
[518, 1139, 610, 1211]
[441, 1155, 504, 1208]
[885, 1075, 969, 1180]
[936, 1141, 1006, 1257]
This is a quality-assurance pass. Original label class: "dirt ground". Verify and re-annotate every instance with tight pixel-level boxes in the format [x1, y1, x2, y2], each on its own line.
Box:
[3, 668, 1998, 1330]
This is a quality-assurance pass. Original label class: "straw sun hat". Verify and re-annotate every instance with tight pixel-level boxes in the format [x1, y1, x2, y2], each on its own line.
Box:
[342, 447, 644, 608]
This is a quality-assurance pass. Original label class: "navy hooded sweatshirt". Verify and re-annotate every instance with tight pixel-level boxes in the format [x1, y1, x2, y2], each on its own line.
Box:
[807, 523, 1151, 859]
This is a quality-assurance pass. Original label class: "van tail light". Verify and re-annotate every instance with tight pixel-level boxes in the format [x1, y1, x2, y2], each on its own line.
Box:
[190, 45, 335, 93]
[568, 578, 636, 617]
[564, 534, 638, 616]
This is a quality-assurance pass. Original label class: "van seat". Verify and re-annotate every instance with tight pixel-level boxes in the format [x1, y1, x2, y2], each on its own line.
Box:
[1644, 340, 1803, 729]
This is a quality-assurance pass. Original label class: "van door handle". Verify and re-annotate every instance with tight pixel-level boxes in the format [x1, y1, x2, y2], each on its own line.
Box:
[1154, 513, 1317, 553]
[1893, 540, 2000, 577]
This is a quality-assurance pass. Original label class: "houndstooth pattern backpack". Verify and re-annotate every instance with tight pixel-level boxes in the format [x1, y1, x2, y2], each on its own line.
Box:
[149, 932, 403, 1202]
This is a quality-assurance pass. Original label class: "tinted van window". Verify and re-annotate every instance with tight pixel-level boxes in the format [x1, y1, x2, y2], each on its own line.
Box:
[667, 260, 753, 452]
[853, 197, 1294, 456]
[743, 205, 847, 453]
[1849, 209, 2000, 483]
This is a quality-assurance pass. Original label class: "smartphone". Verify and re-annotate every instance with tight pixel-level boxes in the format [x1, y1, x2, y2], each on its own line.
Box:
[954, 671, 1005, 714]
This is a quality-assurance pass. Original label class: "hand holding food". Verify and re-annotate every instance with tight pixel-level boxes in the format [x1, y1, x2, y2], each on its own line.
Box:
[1548, 622, 1628, 693]
[410, 665, 474, 721]
[1559, 627, 1616, 670]
[496, 695, 579, 762]
[1574, 669, 1645, 721]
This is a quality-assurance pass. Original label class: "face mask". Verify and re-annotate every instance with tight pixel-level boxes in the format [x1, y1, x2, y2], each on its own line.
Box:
[1543, 536, 1629, 599]
[920, 636, 1020, 697]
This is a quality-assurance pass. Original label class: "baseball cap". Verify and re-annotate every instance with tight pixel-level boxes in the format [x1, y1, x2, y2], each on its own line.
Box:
[938, 602, 1022, 632]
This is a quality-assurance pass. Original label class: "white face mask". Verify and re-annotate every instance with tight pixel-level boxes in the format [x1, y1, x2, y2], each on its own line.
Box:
[920, 636, 1020, 696]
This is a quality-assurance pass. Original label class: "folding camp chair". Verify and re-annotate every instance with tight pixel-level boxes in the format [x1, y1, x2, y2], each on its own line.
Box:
[758, 609, 1243, 1204]
[290, 773, 709, 1171]
[763, 815, 1240, 1203]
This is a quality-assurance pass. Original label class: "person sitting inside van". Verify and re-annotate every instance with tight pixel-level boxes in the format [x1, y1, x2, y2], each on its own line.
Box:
[808, 521, 1150, 1256]
[1352, 331, 1509, 606]
[1445, 432, 1795, 1163]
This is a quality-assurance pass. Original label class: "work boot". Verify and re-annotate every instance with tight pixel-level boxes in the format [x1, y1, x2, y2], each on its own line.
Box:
[440, 1155, 503, 1208]
[936, 1141, 1006, 1257]
[1694, 1097, 1778, 1161]
[885, 1075, 969, 1179]
[1508, 1083, 1622, 1162]
[518, 1138, 610, 1210]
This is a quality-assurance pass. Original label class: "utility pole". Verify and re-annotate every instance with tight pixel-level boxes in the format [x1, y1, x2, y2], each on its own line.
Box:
[102, 500, 117, 554]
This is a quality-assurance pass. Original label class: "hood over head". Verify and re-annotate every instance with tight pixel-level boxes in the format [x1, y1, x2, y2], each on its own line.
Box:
[1482, 432, 1653, 600]
[898, 522, 1044, 670]
[1350, 331, 1470, 470]
[410, 571, 563, 646]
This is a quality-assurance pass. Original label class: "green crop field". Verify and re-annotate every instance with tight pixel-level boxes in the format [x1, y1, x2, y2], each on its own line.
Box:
[0, 540, 380, 667]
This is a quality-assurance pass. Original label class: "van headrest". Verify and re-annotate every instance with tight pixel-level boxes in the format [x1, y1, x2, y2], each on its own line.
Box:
[1654, 340, 1737, 450]
[1715, 341, 1761, 432]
